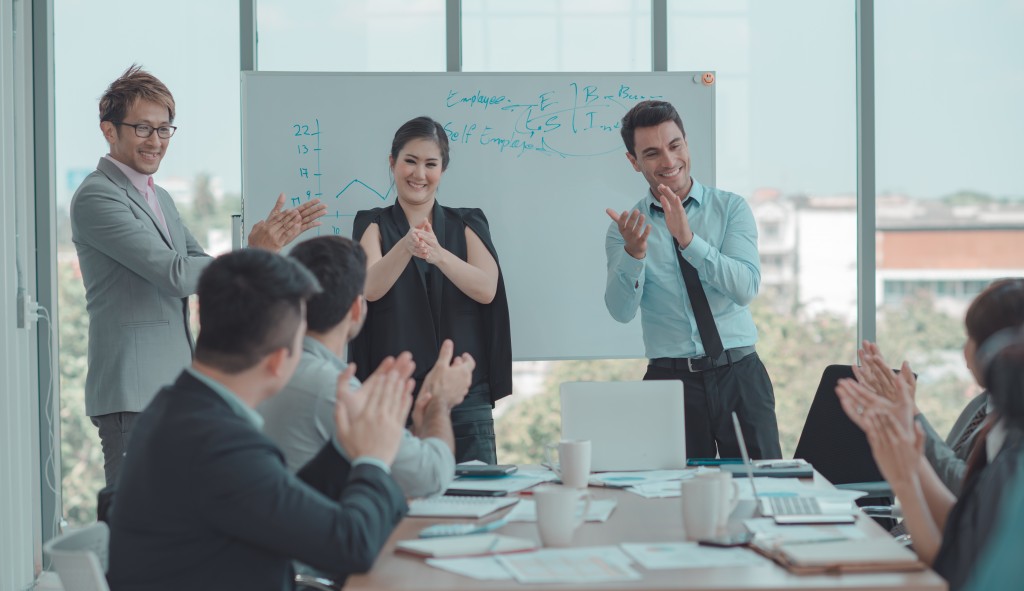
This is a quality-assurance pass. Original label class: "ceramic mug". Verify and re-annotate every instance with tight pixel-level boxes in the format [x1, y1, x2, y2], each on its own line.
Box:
[543, 439, 592, 489]
[533, 484, 593, 547]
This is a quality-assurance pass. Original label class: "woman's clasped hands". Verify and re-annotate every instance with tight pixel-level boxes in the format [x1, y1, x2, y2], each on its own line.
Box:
[404, 220, 445, 264]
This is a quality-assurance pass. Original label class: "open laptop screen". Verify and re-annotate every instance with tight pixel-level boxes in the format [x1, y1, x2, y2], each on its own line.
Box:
[560, 380, 686, 471]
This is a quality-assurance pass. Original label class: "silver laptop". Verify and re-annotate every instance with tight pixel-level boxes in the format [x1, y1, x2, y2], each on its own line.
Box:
[731, 412, 855, 525]
[560, 380, 686, 471]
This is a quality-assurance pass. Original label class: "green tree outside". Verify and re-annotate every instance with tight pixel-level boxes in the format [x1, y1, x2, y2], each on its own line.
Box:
[496, 294, 973, 465]
[57, 182, 979, 522]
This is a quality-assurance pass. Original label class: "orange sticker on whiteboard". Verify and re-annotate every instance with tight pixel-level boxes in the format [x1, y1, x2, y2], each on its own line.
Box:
[701, 72, 715, 86]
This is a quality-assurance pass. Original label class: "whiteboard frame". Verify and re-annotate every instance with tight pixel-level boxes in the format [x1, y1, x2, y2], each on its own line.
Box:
[241, 71, 716, 361]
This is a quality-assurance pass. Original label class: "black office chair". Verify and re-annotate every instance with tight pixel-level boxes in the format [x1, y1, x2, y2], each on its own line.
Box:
[794, 365, 885, 487]
[793, 365, 900, 529]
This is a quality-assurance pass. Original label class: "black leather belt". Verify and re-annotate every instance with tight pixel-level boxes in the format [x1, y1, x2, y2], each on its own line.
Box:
[650, 346, 756, 373]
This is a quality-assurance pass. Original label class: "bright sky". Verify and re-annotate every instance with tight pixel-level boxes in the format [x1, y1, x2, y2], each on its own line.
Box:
[53, 0, 1023, 208]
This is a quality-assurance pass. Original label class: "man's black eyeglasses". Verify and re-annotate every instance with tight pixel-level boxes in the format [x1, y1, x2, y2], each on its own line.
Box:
[116, 122, 177, 139]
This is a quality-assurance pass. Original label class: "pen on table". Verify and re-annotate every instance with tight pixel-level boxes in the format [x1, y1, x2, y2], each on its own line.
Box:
[485, 535, 501, 553]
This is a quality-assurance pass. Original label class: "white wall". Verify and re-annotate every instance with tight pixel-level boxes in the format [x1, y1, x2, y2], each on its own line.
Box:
[1, 0, 44, 587]
[796, 207, 857, 321]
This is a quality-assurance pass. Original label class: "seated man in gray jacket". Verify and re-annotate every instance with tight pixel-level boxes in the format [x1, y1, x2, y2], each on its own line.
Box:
[918, 392, 988, 496]
[259, 236, 472, 498]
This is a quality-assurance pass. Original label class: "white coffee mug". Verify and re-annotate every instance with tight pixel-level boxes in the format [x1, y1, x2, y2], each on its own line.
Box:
[533, 484, 592, 547]
[696, 471, 740, 535]
[543, 439, 592, 489]
[680, 477, 722, 541]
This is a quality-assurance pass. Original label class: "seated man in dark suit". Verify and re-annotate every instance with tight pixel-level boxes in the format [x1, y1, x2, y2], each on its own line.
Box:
[107, 248, 413, 590]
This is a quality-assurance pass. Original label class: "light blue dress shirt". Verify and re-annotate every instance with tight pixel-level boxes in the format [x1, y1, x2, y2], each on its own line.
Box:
[605, 178, 761, 359]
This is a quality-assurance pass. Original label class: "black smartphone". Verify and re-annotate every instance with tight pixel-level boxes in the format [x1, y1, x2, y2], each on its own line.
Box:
[697, 532, 754, 548]
[443, 488, 508, 497]
[455, 464, 518, 477]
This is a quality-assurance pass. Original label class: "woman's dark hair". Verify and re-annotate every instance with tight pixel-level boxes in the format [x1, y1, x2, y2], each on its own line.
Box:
[390, 116, 450, 171]
[976, 326, 1024, 427]
[965, 278, 1024, 349]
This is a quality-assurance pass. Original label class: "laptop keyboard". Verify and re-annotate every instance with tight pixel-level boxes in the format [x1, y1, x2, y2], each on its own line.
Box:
[764, 496, 822, 515]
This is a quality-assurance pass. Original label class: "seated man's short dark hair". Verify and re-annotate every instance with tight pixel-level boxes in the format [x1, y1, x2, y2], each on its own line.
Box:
[289, 236, 367, 333]
[195, 249, 321, 373]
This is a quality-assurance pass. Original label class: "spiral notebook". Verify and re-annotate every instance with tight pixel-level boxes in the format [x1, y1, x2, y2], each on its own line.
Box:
[408, 496, 519, 518]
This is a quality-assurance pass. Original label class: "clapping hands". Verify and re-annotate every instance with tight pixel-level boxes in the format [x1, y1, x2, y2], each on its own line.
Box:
[403, 220, 445, 264]
[834, 341, 923, 487]
[247, 193, 327, 252]
[333, 354, 416, 465]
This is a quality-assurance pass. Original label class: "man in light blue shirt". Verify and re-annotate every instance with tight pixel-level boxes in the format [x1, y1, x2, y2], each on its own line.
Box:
[259, 236, 473, 498]
[605, 100, 781, 459]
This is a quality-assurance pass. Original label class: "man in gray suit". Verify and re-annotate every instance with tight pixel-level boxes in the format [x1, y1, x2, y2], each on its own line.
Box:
[918, 392, 988, 496]
[70, 65, 325, 486]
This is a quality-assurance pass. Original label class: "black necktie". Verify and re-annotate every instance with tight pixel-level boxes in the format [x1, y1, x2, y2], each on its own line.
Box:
[649, 200, 724, 359]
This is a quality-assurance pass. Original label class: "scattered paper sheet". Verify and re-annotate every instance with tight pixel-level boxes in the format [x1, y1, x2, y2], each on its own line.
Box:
[625, 481, 686, 498]
[514, 466, 560, 483]
[744, 518, 866, 546]
[426, 556, 513, 580]
[505, 498, 618, 522]
[397, 534, 537, 558]
[495, 546, 641, 584]
[589, 469, 701, 488]
[620, 542, 772, 570]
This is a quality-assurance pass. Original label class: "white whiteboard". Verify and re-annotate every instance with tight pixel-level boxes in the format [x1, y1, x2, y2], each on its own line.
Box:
[241, 72, 715, 360]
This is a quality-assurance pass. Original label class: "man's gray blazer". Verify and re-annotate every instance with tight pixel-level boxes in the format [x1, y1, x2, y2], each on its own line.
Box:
[70, 157, 212, 416]
[918, 391, 988, 496]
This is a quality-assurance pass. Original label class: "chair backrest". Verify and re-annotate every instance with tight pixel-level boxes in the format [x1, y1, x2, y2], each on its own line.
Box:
[43, 522, 110, 591]
[793, 365, 883, 485]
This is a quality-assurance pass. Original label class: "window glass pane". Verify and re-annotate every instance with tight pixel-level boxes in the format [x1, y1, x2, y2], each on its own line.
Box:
[462, 0, 650, 72]
[460, 1, 650, 464]
[875, 0, 1024, 436]
[54, 0, 240, 525]
[257, 0, 445, 71]
[501, 2, 857, 464]
[665, 0, 858, 456]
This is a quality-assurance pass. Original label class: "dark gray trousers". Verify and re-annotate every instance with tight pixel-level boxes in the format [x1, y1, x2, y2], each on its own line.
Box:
[643, 352, 782, 460]
[91, 411, 139, 487]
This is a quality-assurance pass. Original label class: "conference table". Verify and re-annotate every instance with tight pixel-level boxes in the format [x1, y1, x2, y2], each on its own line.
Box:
[346, 469, 947, 591]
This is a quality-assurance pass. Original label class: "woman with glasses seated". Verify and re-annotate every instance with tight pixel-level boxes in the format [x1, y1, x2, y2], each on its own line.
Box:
[349, 116, 512, 464]
[835, 278, 1024, 590]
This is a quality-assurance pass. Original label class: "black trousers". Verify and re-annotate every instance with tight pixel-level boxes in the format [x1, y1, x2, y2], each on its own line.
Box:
[91, 411, 140, 487]
[643, 352, 782, 460]
[408, 383, 496, 464]
[450, 387, 497, 464]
